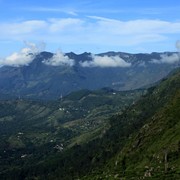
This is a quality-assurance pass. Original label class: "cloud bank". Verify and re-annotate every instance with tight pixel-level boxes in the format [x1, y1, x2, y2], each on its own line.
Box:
[43, 50, 74, 66]
[0, 42, 74, 67]
[151, 40, 180, 64]
[151, 53, 179, 64]
[0, 42, 45, 67]
[80, 55, 131, 68]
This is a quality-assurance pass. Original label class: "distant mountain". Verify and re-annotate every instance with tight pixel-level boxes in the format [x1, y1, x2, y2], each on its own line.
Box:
[0, 51, 179, 99]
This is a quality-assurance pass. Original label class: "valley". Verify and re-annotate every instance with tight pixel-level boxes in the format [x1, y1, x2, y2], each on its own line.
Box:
[0, 67, 179, 179]
[0, 87, 143, 178]
[1, 0, 180, 179]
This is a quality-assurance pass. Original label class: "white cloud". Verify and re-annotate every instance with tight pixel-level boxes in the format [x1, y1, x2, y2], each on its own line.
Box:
[0, 41, 45, 67]
[43, 50, 74, 66]
[151, 53, 179, 64]
[176, 40, 180, 51]
[0, 20, 47, 36]
[21, 7, 78, 16]
[80, 54, 131, 68]
[67, 11, 78, 16]
[24, 41, 46, 53]
[87, 16, 180, 34]
[48, 18, 83, 32]
[0, 50, 34, 67]
[0, 17, 180, 51]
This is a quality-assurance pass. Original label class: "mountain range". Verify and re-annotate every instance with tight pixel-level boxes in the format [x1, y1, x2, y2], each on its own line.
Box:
[0, 51, 179, 99]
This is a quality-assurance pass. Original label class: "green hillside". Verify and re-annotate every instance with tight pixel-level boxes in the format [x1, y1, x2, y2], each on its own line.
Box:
[0, 88, 142, 179]
[0, 68, 179, 180]
[82, 68, 180, 179]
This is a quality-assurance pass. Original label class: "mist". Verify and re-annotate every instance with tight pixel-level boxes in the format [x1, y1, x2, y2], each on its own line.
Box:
[80, 54, 131, 68]
[43, 50, 75, 66]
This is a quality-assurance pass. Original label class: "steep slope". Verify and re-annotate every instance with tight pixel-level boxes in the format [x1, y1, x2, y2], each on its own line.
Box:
[0, 51, 179, 99]
[113, 87, 180, 179]
[82, 68, 180, 179]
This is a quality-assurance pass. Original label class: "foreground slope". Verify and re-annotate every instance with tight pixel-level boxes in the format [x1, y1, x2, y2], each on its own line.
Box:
[83, 68, 180, 179]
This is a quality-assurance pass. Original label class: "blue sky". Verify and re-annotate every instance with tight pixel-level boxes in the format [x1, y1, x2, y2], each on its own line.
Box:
[0, 0, 180, 57]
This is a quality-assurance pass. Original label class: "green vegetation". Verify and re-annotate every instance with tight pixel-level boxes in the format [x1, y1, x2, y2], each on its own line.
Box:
[0, 68, 180, 179]
[81, 68, 180, 179]
[0, 87, 142, 179]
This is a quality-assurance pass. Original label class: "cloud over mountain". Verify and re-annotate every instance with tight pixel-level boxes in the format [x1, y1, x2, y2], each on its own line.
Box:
[80, 54, 131, 68]
[151, 53, 179, 64]
[0, 41, 45, 67]
[151, 41, 180, 64]
[43, 50, 74, 66]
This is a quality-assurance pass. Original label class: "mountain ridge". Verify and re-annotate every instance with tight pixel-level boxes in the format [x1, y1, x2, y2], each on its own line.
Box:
[0, 51, 179, 100]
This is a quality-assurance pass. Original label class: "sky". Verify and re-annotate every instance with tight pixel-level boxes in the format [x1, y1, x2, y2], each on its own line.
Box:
[0, 0, 180, 57]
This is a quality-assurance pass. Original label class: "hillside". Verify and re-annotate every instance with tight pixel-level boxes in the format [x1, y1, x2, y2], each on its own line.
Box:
[0, 51, 179, 99]
[0, 88, 143, 179]
[0, 68, 179, 179]
[82, 68, 180, 179]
